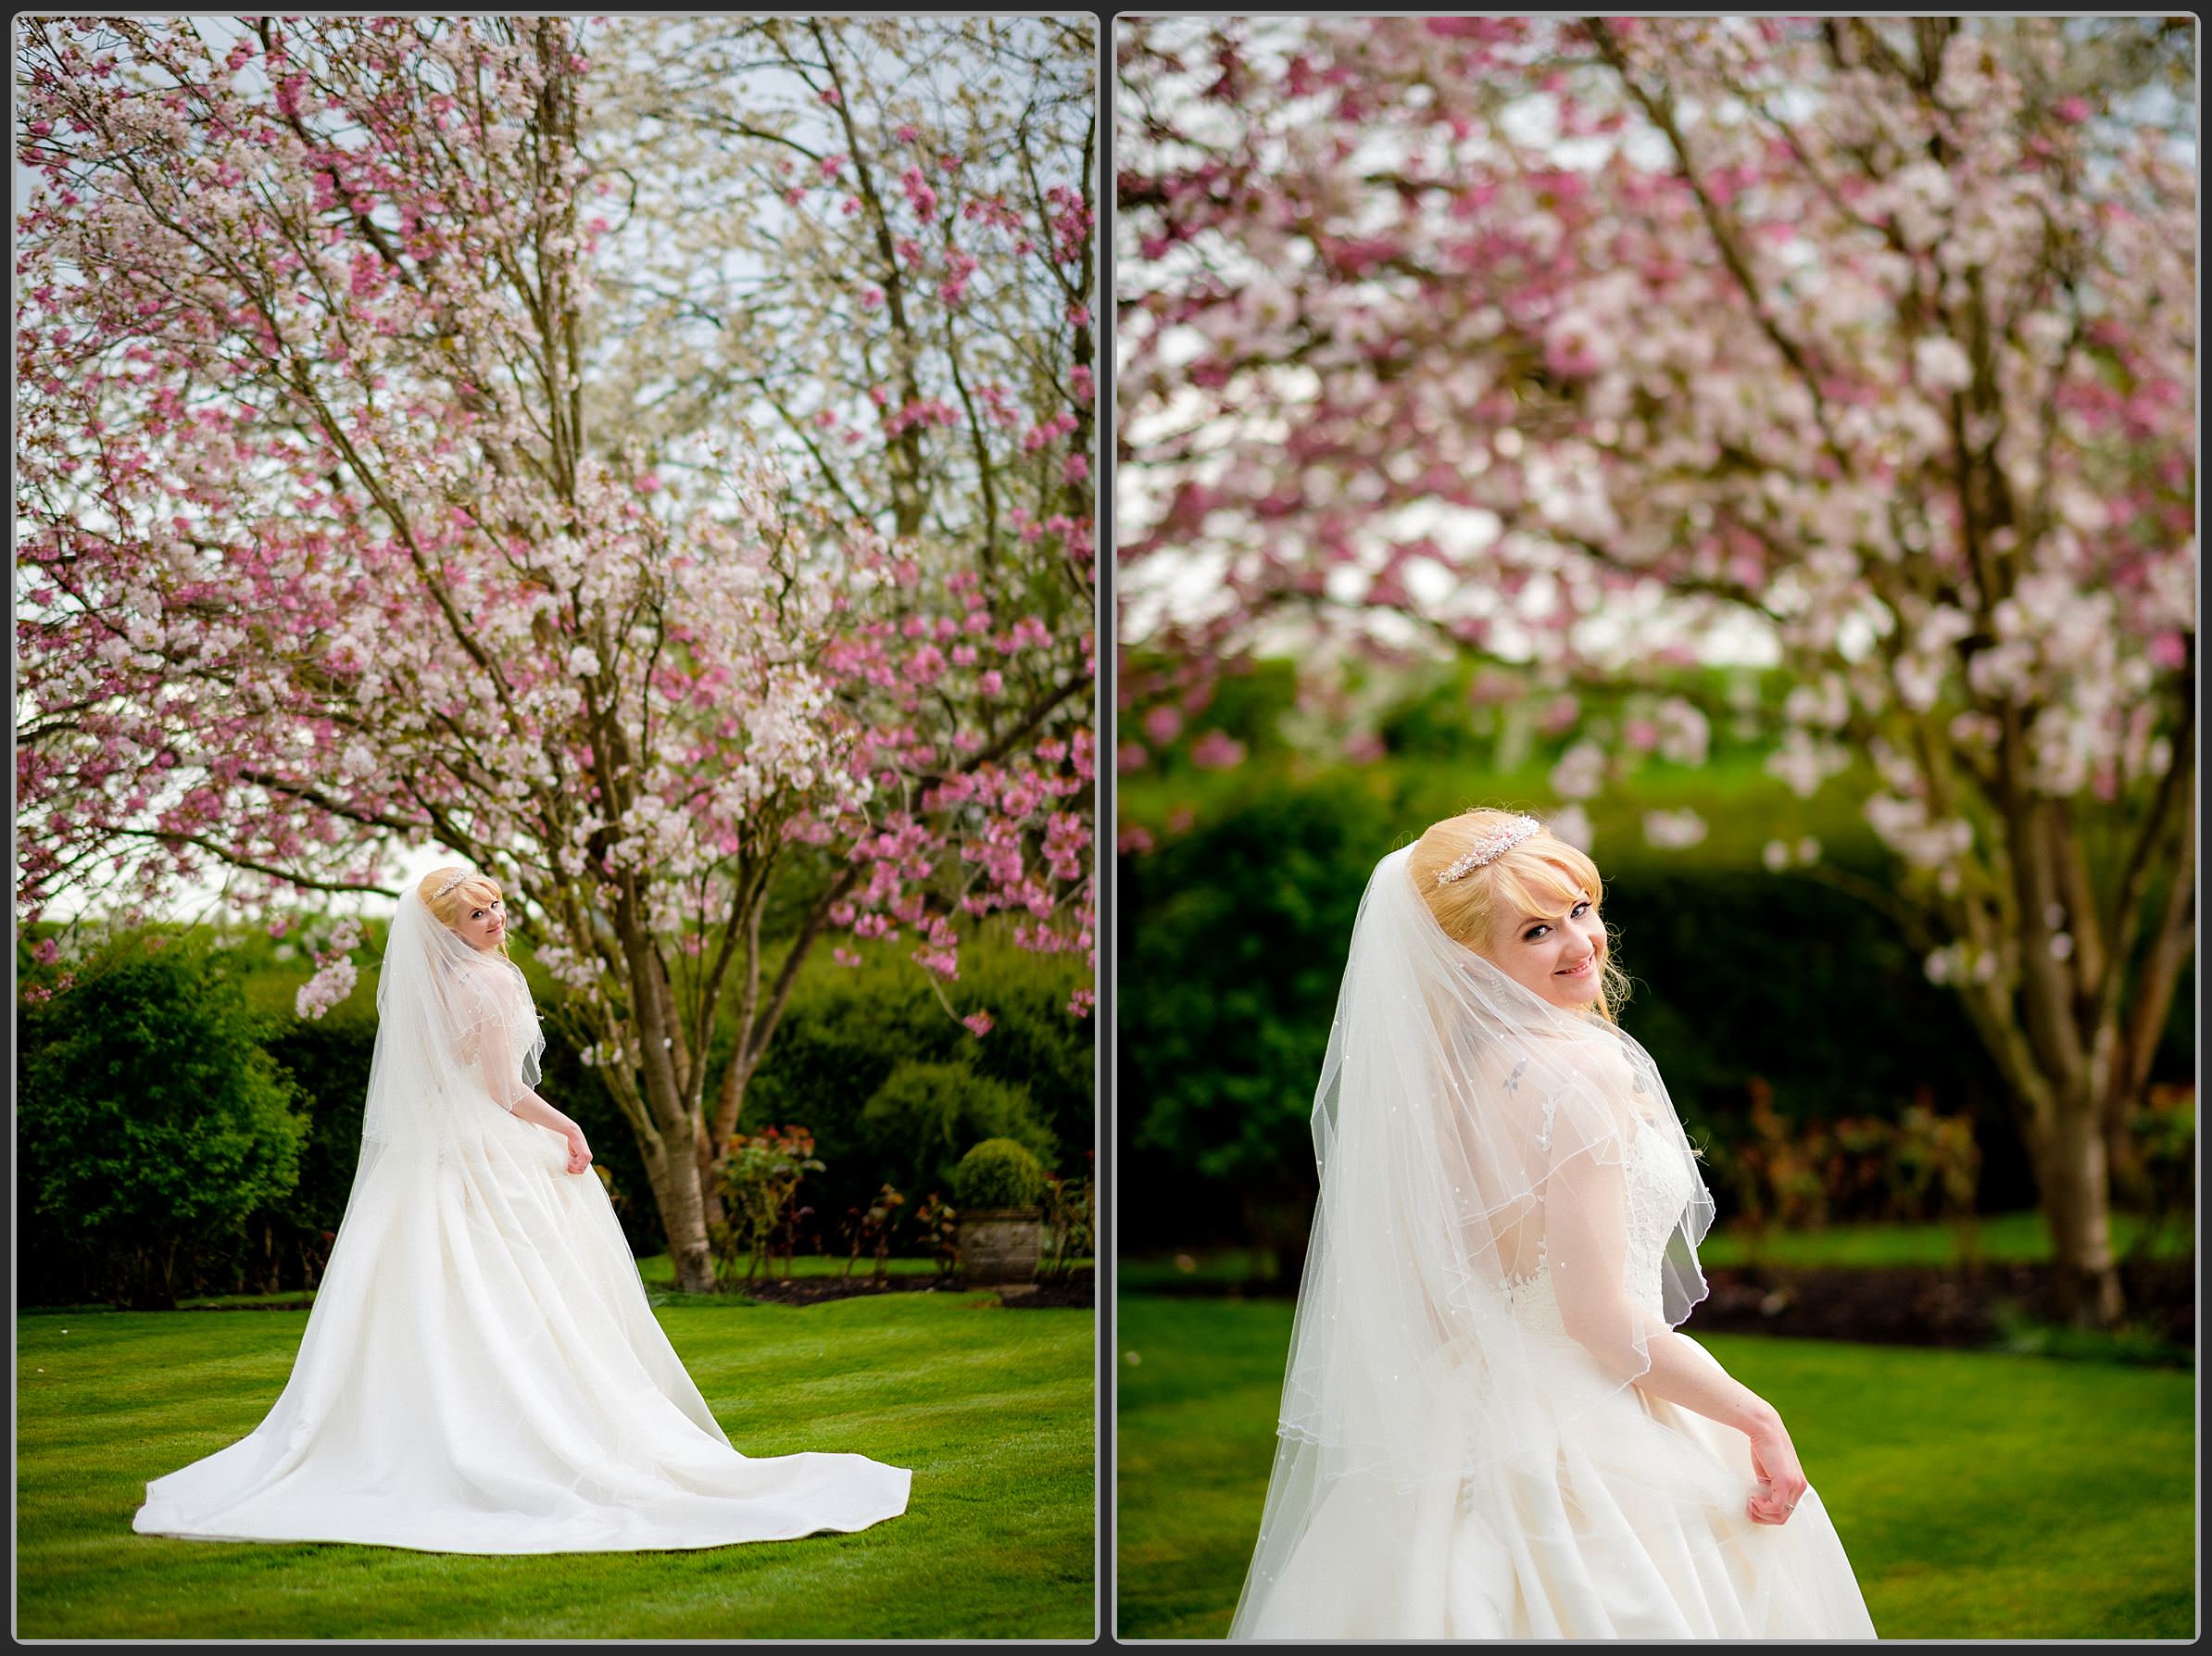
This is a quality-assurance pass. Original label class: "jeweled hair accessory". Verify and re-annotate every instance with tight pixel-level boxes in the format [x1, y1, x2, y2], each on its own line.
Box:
[432, 868, 474, 902]
[1436, 815, 1543, 885]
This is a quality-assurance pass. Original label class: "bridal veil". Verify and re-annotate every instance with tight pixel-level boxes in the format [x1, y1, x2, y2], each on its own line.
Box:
[1229, 843, 1716, 1634]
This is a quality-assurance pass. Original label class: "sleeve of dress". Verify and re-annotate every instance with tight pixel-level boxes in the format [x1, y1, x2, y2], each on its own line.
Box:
[1537, 1040, 1662, 1383]
[459, 972, 531, 1112]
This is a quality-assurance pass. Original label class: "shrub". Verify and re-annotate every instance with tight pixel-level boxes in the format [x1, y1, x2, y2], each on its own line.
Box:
[709, 1125, 823, 1286]
[740, 931, 1090, 1228]
[838, 1185, 907, 1280]
[252, 1005, 376, 1291]
[2115, 1084, 2195, 1262]
[911, 1192, 961, 1278]
[19, 934, 308, 1308]
[861, 1059, 1056, 1202]
[952, 1137, 1049, 1211]
[1042, 1155, 1096, 1278]
[1714, 1077, 1982, 1251]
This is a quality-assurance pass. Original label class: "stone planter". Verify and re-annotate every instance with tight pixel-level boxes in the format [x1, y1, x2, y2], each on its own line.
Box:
[957, 1207, 1045, 1287]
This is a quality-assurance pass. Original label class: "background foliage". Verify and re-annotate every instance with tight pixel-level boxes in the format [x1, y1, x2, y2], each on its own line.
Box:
[17, 921, 1090, 1306]
[1116, 661, 2192, 1261]
[18, 935, 308, 1309]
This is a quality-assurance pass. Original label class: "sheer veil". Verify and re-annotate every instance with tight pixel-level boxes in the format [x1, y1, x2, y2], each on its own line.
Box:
[358, 887, 547, 1169]
[1229, 843, 1716, 1636]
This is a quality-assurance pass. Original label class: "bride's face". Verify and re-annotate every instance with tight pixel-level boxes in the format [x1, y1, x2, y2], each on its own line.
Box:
[455, 893, 508, 953]
[1489, 888, 1606, 1010]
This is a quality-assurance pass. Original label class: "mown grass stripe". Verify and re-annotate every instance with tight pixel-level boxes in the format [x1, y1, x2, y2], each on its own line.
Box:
[19, 1297, 1094, 1640]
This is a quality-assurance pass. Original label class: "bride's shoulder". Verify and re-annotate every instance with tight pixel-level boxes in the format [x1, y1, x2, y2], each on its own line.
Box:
[1533, 1013, 1616, 1051]
[1540, 1017, 1639, 1086]
[450, 954, 520, 996]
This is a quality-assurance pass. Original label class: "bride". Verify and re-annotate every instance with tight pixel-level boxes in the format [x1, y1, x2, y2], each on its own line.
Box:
[1228, 810, 1876, 1638]
[132, 867, 911, 1553]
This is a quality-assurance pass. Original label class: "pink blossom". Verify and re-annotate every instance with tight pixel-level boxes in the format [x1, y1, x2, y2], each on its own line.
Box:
[899, 166, 939, 220]
[1189, 730, 1246, 770]
[16, 16, 1098, 1279]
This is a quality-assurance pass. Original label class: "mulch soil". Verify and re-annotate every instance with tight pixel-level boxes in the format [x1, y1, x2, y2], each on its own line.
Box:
[996, 1272, 1096, 1309]
[165, 1269, 1097, 1312]
[731, 1269, 1094, 1310]
[1688, 1258, 2193, 1349]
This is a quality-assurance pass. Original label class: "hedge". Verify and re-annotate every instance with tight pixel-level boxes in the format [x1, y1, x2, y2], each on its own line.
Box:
[1115, 768, 2192, 1258]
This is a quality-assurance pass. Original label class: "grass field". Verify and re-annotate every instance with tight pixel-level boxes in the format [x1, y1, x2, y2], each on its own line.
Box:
[635, 1253, 1092, 1289]
[165, 1251, 1093, 1312]
[1119, 1209, 2192, 1291]
[1115, 1295, 2195, 1641]
[19, 1291, 1095, 1639]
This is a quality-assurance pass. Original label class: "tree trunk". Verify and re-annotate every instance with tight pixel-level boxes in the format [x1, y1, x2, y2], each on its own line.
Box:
[695, 1115, 726, 1232]
[1242, 1188, 1313, 1290]
[639, 1132, 717, 1295]
[2025, 1088, 2124, 1327]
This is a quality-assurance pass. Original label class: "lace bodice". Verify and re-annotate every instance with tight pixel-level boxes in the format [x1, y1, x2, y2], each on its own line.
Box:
[451, 963, 540, 1099]
[1502, 1123, 1696, 1342]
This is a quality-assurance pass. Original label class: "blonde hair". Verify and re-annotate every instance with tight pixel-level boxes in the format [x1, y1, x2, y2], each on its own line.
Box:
[419, 867, 509, 955]
[1407, 809, 1629, 1022]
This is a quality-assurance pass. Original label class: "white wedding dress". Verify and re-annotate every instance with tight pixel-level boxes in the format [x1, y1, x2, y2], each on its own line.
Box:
[133, 893, 911, 1553]
[1239, 1123, 1877, 1637]
[1229, 844, 1876, 1638]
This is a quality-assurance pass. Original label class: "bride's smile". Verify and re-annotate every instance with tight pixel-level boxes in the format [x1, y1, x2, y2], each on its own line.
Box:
[1492, 896, 1609, 1011]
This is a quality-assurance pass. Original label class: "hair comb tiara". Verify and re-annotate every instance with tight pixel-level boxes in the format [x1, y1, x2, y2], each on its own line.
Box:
[1436, 815, 1542, 885]
[432, 868, 473, 901]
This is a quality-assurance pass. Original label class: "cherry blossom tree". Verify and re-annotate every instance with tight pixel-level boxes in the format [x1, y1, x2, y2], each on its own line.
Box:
[587, 15, 1098, 1171]
[17, 15, 1094, 1294]
[1117, 16, 2193, 1323]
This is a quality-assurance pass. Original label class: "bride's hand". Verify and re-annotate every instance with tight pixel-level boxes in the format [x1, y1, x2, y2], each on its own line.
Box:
[1745, 1412, 1808, 1524]
[564, 1128, 594, 1176]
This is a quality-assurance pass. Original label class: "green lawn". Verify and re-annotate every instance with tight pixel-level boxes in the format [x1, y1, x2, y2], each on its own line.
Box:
[1116, 1294, 2195, 1640]
[1120, 1209, 2191, 1291]
[165, 1251, 1093, 1311]
[19, 1292, 1095, 1639]
[636, 1252, 1092, 1288]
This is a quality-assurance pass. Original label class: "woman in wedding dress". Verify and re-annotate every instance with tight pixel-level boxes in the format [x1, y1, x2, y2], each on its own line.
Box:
[133, 867, 911, 1553]
[1228, 811, 1876, 1638]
